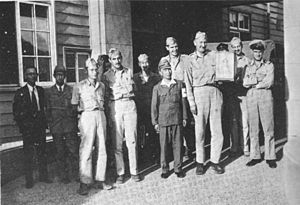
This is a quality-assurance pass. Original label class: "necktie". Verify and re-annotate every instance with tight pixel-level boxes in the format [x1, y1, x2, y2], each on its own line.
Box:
[31, 88, 38, 113]
[59, 86, 62, 93]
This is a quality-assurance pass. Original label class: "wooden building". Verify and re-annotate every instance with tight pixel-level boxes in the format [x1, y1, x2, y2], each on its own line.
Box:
[0, 0, 283, 183]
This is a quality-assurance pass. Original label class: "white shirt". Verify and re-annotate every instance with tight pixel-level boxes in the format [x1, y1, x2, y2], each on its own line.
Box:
[56, 84, 65, 92]
[27, 84, 41, 111]
[160, 79, 176, 87]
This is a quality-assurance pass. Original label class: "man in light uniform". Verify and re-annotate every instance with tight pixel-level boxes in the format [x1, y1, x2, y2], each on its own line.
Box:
[103, 48, 141, 184]
[185, 31, 225, 175]
[72, 58, 112, 195]
[228, 37, 250, 156]
[243, 39, 277, 168]
[161, 37, 195, 159]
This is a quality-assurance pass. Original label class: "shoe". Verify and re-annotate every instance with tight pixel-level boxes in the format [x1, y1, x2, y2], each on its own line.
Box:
[211, 163, 225, 174]
[25, 181, 34, 189]
[161, 173, 169, 179]
[131, 174, 141, 182]
[77, 183, 89, 196]
[244, 151, 250, 157]
[175, 171, 185, 178]
[266, 160, 277, 168]
[116, 175, 124, 184]
[195, 163, 204, 175]
[61, 177, 71, 184]
[94, 181, 113, 190]
[39, 177, 53, 184]
[246, 159, 261, 167]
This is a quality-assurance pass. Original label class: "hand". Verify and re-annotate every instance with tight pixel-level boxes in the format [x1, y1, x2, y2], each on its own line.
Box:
[154, 124, 160, 133]
[183, 120, 187, 127]
[191, 106, 197, 115]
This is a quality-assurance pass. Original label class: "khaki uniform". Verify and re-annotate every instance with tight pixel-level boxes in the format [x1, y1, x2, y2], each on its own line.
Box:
[243, 60, 276, 160]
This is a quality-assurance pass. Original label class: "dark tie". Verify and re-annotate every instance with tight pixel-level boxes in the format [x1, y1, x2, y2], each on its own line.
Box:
[59, 86, 62, 93]
[31, 88, 38, 113]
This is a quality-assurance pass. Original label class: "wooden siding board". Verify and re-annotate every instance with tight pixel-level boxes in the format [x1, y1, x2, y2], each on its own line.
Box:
[0, 93, 14, 102]
[0, 114, 15, 126]
[56, 0, 88, 7]
[56, 36, 90, 47]
[55, 13, 89, 27]
[0, 101, 13, 114]
[56, 25, 89, 37]
[55, 2, 89, 16]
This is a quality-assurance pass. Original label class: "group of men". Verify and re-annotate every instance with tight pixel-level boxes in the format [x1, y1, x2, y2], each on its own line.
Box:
[12, 30, 277, 196]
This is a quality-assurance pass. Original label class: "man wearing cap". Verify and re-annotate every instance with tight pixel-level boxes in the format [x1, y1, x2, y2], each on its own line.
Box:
[72, 58, 112, 195]
[243, 39, 277, 168]
[151, 58, 187, 178]
[103, 48, 141, 184]
[13, 67, 52, 188]
[160, 37, 195, 159]
[185, 31, 225, 175]
[134, 54, 161, 164]
[45, 65, 78, 184]
[228, 37, 250, 157]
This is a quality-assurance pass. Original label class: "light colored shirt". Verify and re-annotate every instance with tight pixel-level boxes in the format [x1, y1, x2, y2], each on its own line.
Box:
[71, 79, 105, 112]
[55, 84, 65, 92]
[103, 66, 135, 101]
[243, 59, 274, 89]
[160, 79, 176, 87]
[160, 54, 189, 82]
[27, 84, 40, 111]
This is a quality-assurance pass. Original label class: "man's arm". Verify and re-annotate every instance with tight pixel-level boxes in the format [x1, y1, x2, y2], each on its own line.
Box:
[255, 62, 274, 89]
[184, 62, 197, 115]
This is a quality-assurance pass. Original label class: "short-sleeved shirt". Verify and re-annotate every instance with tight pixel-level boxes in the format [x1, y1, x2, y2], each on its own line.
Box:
[103, 66, 135, 101]
[71, 79, 105, 112]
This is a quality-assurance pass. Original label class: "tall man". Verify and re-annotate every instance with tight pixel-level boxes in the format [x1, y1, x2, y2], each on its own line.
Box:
[103, 48, 141, 184]
[161, 37, 195, 158]
[13, 67, 52, 188]
[230, 37, 250, 156]
[243, 40, 277, 168]
[185, 31, 225, 175]
[72, 58, 112, 195]
[45, 65, 78, 184]
[133, 54, 161, 163]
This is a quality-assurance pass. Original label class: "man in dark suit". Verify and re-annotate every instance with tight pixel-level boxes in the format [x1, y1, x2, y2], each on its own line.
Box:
[13, 67, 52, 188]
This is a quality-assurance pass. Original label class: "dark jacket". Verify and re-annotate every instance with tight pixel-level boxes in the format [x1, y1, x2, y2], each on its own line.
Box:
[151, 80, 187, 127]
[13, 85, 47, 133]
[45, 84, 77, 134]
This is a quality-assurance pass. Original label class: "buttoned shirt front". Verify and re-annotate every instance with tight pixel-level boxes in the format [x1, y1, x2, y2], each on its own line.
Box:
[27, 84, 41, 111]
[71, 79, 105, 112]
[235, 53, 250, 84]
[243, 59, 274, 89]
[103, 66, 135, 101]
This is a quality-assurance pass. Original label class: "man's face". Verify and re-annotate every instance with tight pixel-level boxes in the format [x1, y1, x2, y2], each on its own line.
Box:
[138, 58, 150, 72]
[110, 53, 122, 70]
[160, 67, 172, 80]
[231, 43, 243, 55]
[87, 64, 99, 80]
[54, 72, 65, 86]
[253, 49, 263, 61]
[194, 38, 207, 53]
[25, 68, 38, 85]
[166, 42, 179, 57]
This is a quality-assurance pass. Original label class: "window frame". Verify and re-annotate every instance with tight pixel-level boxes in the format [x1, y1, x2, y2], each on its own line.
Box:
[229, 10, 251, 32]
[63, 46, 91, 84]
[15, 0, 56, 87]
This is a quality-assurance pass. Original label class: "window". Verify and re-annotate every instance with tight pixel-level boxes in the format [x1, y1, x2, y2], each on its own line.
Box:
[0, 1, 56, 86]
[64, 47, 90, 83]
[229, 11, 251, 41]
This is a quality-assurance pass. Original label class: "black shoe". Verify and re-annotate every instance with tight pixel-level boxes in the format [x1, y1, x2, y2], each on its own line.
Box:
[61, 177, 71, 184]
[246, 159, 261, 167]
[39, 177, 53, 184]
[266, 160, 277, 168]
[195, 163, 204, 175]
[161, 173, 169, 179]
[116, 175, 124, 184]
[211, 163, 225, 174]
[131, 174, 141, 182]
[77, 183, 89, 196]
[25, 181, 34, 189]
[175, 171, 185, 178]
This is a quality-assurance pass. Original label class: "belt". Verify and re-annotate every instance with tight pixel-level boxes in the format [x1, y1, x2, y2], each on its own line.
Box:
[112, 97, 135, 102]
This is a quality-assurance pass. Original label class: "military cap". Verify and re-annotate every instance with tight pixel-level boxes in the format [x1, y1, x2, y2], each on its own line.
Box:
[158, 58, 171, 70]
[166, 37, 177, 46]
[194, 31, 207, 40]
[249, 39, 266, 50]
[230, 37, 242, 46]
[54, 65, 66, 75]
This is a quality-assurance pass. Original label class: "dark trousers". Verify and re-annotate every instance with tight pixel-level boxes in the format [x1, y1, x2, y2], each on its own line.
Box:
[160, 124, 183, 173]
[52, 132, 79, 180]
[22, 129, 48, 184]
[183, 99, 195, 154]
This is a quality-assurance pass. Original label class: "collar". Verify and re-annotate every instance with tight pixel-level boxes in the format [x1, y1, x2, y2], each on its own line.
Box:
[191, 50, 210, 60]
[112, 66, 127, 74]
[236, 52, 245, 60]
[86, 79, 100, 88]
[160, 79, 176, 87]
[250, 59, 264, 67]
[55, 84, 65, 91]
[27, 83, 36, 92]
